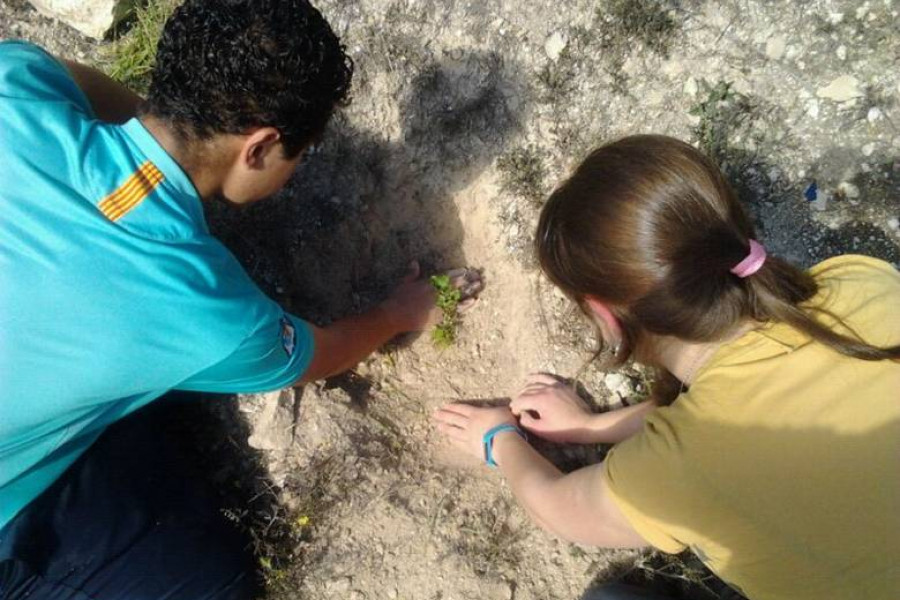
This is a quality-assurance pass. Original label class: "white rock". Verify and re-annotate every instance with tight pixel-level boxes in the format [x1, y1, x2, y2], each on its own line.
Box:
[836, 45, 847, 61]
[544, 32, 567, 62]
[806, 99, 820, 118]
[838, 181, 860, 199]
[816, 75, 863, 102]
[810, 193, 829, 212]
[861, 143, 876, 157]
[867, 107, 883, 122]
[246, 390, 295, 451]
[603, 373, 629, 395]
[27, 0, 137, 39]
[765, 35, 787, 60]
[683, 76, 698, 97]
[887, 217, 899, 231]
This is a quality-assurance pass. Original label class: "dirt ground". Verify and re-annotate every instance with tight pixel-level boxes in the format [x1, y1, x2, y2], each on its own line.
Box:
[2, 0, 898, 598]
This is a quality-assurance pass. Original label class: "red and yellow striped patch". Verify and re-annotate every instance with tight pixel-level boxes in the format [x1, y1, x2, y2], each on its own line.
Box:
[98, 161, 164, 222]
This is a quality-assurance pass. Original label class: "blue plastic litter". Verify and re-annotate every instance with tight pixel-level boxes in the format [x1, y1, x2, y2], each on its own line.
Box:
[804, 182, 818, 202]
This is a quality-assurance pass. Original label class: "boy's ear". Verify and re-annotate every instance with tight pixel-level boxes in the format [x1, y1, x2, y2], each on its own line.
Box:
[241, 127, 282, 170]
[584, 296, 623, 342]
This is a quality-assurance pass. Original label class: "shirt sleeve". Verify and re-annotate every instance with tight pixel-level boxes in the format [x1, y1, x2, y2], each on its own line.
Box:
[176, 312, 316, 394]
[602, 410, 690, 554]
[0, 40, 94, 115]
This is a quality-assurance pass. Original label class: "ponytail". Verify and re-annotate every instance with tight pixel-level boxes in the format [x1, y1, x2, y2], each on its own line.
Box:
[748, 257, 900, 362]
[537, 135, 900, 406]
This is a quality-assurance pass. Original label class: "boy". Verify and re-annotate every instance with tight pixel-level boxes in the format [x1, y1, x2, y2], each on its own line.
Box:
[0, 1, 475, 597]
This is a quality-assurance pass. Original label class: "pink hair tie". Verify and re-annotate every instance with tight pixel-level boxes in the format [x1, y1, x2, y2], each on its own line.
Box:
[731, 239, 767, 278]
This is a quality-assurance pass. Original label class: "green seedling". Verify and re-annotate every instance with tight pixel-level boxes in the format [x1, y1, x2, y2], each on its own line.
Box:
[430, 274, 461, 348]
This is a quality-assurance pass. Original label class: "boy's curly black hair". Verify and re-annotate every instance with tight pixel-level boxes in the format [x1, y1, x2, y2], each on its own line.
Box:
[142, 0, 353, 158]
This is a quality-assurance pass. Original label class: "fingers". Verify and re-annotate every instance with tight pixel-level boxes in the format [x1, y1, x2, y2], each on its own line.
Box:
[457, 298, 476, 313]
[434, 421, 467, 442]
[509, 394, 541, 416]
[447, 268, 484, 300]
[526, 373, 563, 386]
[517, 411, 543, 431]
[433, 407, 469, 429]
[438, 403, 476, 417]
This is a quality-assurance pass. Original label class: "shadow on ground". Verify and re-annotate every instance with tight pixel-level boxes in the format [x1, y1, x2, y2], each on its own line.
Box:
[162, 49, 528, 589]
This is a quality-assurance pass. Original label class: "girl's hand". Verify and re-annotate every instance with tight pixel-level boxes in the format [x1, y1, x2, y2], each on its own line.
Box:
[434, 403, 517, 463]
[509, 374, 595, 443]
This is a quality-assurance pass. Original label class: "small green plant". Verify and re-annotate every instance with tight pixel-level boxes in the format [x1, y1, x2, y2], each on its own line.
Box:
[430, 274, 461, 347]
[689, 80, 756, 163]
[103, 0, 180, 94]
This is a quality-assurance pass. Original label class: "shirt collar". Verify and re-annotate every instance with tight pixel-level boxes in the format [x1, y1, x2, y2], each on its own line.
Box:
[120, 117, 207, 232]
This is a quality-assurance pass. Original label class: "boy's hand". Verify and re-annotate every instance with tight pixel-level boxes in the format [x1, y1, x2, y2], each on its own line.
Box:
[380, 262, 482, 333]
[509, 374, 595, 443]
[434, 403, 517, 463]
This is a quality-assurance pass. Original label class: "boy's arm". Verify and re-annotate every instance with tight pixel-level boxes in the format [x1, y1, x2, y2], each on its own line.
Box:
[298, 263, 464, 383]
[300, 305, 409, 383]
[61, 58, 143, 123]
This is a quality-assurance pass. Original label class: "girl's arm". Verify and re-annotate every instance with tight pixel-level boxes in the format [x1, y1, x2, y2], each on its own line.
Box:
[434, 404, 648, 547]
[510, 374, 656, 445]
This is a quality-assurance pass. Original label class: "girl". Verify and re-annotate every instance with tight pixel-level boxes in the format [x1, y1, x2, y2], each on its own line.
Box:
[435, 135, 900, 600]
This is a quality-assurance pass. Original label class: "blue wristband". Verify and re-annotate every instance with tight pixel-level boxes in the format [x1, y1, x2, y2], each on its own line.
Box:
[482, 424, 526, 468]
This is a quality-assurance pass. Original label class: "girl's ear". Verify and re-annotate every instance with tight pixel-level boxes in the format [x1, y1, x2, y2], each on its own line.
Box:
[584, 296, 623, 345]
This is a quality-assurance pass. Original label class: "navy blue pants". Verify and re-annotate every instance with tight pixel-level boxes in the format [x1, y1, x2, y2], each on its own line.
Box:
[0, 402, 262, 600]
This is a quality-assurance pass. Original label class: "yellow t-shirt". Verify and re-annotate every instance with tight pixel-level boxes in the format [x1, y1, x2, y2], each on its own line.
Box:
[604, 255, 900, 600]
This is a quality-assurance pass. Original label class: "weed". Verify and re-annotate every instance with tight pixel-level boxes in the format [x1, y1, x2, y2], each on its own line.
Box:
[538, 0, 679, 100]
[597, 0, 677, 57]
[103, 0, 180, 94]
[496, 146, 548, 205]
[631, 551, 725, 598]
[689, 80, 756, 164]
[430, 274, 461, 347]
[452, 499, 527, 577]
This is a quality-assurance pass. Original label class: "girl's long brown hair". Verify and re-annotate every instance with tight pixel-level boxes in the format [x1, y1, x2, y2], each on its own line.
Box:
[537, 135, 900, 403]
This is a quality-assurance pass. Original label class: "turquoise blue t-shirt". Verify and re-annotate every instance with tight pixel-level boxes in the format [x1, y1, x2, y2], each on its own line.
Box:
[0, 41, 315, 530]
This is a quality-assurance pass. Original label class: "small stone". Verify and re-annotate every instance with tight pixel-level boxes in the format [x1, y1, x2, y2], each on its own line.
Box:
[836, 45, 847, 61]
[603, 373, 628, 394]
[765, 35, 787, 60]
[683, 76, 698, 97]
[349, 591, 365, 600]
[809, 191, 830, 212]
[816, 75, 863, 102]
[867, 107, 883, 122]
[837, 181, 860, 199]
[326, 577, 352, 593]
[861, 143, 876, 157]
[28, 0, 137, 39]
[806, 100, 820, 118]
[544, 32, 567, 61]
[887, 217, 899, 231]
